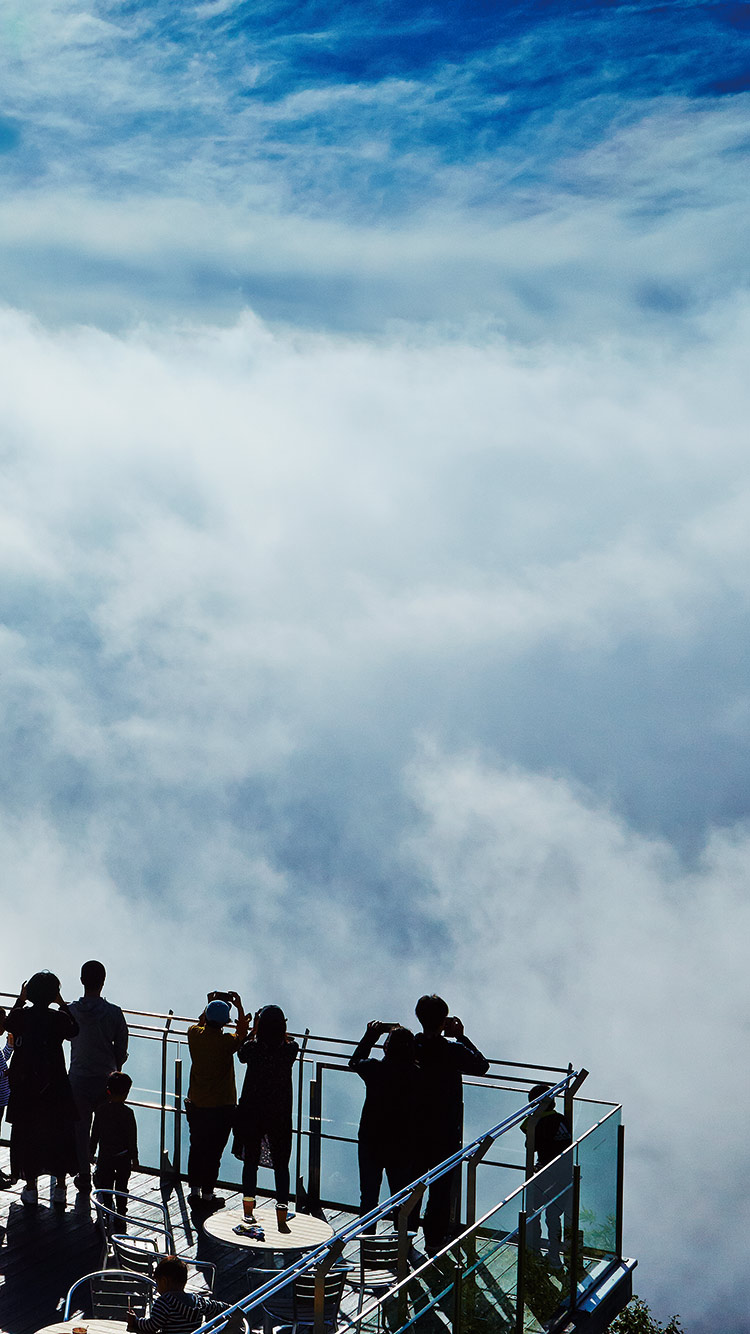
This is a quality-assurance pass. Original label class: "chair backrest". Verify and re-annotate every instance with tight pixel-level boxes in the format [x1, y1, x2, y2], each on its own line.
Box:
[360, 1233, 399, 1279]
[93, 1188, 175, 1259]
[111, 1232, 163, 1276]
[113, 1236, 216, 1293]
[63, 1270, 156, 1320]
[292, 1268, 347, 1325]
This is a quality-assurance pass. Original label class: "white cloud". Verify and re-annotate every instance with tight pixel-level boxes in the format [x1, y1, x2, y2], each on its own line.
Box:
[0, 299, 748, 1321]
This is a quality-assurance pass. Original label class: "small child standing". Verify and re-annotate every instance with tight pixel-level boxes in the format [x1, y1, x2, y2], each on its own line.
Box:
[0, 1009, 12, 1188]
[91, 1070, 139, 1214]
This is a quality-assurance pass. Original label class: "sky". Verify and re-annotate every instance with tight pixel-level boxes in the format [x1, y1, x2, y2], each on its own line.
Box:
[1, 0, 750, 1327]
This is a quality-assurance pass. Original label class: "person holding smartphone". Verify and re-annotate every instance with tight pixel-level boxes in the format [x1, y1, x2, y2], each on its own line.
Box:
[349, 1021, 421, 1232]
[414, 995, 489, 1254]
[185, 990, 248, 1210]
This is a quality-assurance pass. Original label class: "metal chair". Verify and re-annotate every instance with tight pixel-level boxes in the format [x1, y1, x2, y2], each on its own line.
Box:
[112, 1233, 216, 1292]
[63, 1269, 156, 1320]
[260, 1266, 348, 1334]
[348, 1233, 400, 1320]
[93, 1188, 175, 1267]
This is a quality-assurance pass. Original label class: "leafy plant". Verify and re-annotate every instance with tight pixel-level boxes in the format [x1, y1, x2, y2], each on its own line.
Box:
[610, 1296, 683, 1333]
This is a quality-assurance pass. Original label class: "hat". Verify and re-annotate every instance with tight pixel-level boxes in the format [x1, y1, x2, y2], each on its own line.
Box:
[205, 999, 231, 1025]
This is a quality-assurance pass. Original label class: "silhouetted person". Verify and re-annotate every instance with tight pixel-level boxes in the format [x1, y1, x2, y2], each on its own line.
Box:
[522, 1083, 572, 1270]
[414, 994, 489, 1254]
[0, 1009, 12, 1187]
[69, 959, 129, 1194]
[234, 1005, 299, 1229]
[91, 1070, 139, 1217]
[350, 1021, 421, 1232]
[7, 972, 79, 1207]
[186, 991, 247, 1210]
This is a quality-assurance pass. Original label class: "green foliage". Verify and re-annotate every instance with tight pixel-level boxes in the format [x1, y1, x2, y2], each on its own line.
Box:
[610, 1295, 683, 1333]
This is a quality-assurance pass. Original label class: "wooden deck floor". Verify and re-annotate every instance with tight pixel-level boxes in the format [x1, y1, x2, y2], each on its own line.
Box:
[0, 1149, 355, 1334]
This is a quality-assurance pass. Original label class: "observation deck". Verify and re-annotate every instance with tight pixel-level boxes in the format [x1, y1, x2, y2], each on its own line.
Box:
[0, 999, 636, 1334]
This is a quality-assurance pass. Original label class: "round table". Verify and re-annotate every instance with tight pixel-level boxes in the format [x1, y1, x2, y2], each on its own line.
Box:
[36, 1323, 129, 1334]
[203, 1205, 334, 1253]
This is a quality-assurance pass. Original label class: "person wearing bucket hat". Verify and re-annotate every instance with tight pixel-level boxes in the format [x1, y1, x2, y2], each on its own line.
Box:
[185, 990, 248, 1209]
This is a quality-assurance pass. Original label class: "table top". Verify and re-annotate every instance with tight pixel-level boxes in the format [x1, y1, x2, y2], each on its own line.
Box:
[36, 1322, 129, 1334]
[203, 1206, 335, 1252]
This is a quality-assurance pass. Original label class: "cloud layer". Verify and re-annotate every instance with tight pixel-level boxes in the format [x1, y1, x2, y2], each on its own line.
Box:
[1, 297, 749, 1324]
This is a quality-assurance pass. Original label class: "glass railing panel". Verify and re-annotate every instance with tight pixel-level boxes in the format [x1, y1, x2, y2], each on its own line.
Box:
[318, 1063, 365, 1209]
[575, 1108, 620, 1271]
[519, 1153, 574, 1332]
[124, 1029, 313, 1200]
[571, 1097, 618, 1140]
[464, 1191, 522, 1334]
[462, 1081, 529, 1164]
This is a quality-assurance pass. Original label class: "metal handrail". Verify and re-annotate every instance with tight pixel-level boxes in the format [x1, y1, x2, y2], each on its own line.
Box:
[0, 992, 575, 1081]
[192, 1070, 583, 1334]
[351, 1104, 622, 1332]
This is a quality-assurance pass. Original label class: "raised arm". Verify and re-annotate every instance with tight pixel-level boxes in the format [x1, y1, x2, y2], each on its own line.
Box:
[444, 1017, 490, 1075]
[229, 992, 249, 1043]
[349, 1021, 385, 1069]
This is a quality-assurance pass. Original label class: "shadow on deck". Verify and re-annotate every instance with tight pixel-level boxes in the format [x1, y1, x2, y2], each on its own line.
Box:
[0, 1151, 353, 1334]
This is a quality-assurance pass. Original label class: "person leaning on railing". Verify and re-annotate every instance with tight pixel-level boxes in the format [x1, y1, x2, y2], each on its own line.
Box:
[185, 991, 248, 1211]
[414, 994, 489, 1255]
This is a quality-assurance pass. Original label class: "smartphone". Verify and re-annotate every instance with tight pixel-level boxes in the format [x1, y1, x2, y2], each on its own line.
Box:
[381, 1022, 400, 1032]
[208, 991, 233, 1005]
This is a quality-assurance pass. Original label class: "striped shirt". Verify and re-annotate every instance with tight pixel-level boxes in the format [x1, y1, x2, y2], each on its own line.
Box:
[134, 1291, 228, 1333]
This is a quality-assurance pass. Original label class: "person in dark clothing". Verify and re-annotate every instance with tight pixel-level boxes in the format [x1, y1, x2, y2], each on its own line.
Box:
[521, 1083, 573, 1270]
[7, 972, 79, 1207]
[233, 1005, 299, 1229]
[350, 1022, 421, 1232]
[91, 1070, 139, 1217]
[414, 994, 489, 1254]
[69, 959, 129, 1195]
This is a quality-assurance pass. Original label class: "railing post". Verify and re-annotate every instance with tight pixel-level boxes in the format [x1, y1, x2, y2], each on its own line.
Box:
[159, 1010, 174, 1176]
[313, 1237, 344, 1334]
[398, 1181, 426, 1281]
[307, 1071, 322, 1212]
[515, 1210, 526, 1334]
[172, 1057, 183, 1182]
[564, 1066, 589, 1136]
[397, 1180, 426, 1325]
[563, 1063, 574, 1135]
[295, 1029, 310, 1207]
[465, 1133, 493, 1231]
[568, 1163, 581, 1314]
[615, 1123, 625, 1260]
[464, 1133, 493, 1268]
[451, 1252, 464, 1334]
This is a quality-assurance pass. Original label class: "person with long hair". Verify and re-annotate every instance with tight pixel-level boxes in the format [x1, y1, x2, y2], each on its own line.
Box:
[349, 1021, 421, 1232]
[233, 1005, 299, 1229]
[7, 972, 79, 1207]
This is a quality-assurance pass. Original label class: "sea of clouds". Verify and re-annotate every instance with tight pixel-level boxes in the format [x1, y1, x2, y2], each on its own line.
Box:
[1, 295, 749, 1328]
